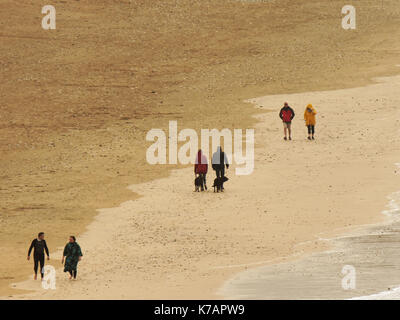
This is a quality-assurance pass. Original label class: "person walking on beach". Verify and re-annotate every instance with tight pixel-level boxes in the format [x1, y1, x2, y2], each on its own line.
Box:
[194, 149, 208, 191]
[27, 232, 50, 280]
[212, 146, 229, 190]
[304, 104, 317, 140]
[62, 236, 83, 280]
[279, 102, 295, 140]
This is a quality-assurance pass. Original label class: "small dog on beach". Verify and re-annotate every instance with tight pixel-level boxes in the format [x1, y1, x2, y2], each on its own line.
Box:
[213, 176, 228, 193]
[194, 176, 204, 192]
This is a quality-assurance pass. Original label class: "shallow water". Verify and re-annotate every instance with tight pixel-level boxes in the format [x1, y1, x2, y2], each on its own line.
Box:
[220, 187, 400, 300]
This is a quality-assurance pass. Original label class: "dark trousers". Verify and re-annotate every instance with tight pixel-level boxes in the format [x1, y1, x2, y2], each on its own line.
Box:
[198, 173, 206, 186]
[215, 167, 226, 188]
[307, 125, 315, 135]
[34, 254, 45, 278]
[68, 270, 77, 279]
[216, 167, 225, 179]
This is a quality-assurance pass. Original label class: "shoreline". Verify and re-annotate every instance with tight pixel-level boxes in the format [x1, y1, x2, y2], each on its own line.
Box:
[219, 75, 400, 300]
[220, 183, 400, 299]
[3, 0, 400, 299]
[4, 73, 400, 299]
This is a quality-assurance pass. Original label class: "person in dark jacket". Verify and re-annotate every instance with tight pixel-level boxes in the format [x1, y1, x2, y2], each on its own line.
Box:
[27, 232, 50, 280]
[62, 236, 83, 280]
[279, 102, 295, 140]
[194, 149, 208, 191]
[212, 146, 229, 190]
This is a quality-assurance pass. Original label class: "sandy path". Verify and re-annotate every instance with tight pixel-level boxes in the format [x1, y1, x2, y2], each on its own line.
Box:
[7, 74, 400, 299]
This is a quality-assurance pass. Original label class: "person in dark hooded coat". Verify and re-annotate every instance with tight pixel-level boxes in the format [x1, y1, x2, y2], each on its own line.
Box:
[211, 146, 229, 190]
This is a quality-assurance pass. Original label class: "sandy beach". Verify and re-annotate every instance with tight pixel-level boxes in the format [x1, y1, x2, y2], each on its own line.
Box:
[1, 0, 400, 300]
[5, 73, 400, 299]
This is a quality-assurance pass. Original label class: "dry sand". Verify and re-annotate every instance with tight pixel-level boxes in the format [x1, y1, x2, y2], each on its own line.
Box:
[6, 74, 400, 299]
[1, 0, 400, 298]
[221, 76, 400, 300]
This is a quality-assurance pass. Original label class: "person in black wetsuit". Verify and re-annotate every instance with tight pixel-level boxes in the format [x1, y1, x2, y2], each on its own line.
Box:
[27, 232, 50, 280]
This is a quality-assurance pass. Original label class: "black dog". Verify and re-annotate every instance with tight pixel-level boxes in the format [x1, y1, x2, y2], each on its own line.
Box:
[194, 176, 204, 192]
[213, 176, 228, 193]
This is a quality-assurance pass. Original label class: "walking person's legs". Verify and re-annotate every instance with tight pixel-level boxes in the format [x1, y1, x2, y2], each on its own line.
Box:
[287, 122, 292, 140]
[220, 167, 226, 190]
[283, 123, 288, 140]
[199, 173, 205, 191]
[33, 255, 39, 280]
[201, 173, 207, 190]
[307, 125, 312, 140]
[38, 254, 45, 279]
[216, 168, 224, 190]
[311, 125, 315, 139]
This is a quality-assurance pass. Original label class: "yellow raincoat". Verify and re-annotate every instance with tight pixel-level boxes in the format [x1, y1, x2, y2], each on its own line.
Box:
[304, 104, 317, 126]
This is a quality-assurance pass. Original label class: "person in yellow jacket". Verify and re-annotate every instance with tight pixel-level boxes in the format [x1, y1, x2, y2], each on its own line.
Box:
[304, 104, 317, 140]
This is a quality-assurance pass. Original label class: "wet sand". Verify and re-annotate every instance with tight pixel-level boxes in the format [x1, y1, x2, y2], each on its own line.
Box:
[219, 76, 400, 300]
[5, 74, 400, 299]
[220, 192, 400, 300]
[2, 0, 400, 296]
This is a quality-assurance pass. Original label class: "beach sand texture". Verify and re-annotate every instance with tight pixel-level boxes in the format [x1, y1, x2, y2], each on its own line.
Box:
[8, 75, 400, 299]
[1, 0, 400, 298]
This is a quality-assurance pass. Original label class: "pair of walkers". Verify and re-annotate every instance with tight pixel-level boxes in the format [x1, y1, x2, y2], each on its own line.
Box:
[27, 233, 83, 281]
[194, 146, 229, 191]
[279, 102, 317, 140]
